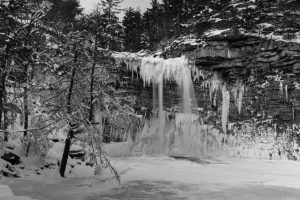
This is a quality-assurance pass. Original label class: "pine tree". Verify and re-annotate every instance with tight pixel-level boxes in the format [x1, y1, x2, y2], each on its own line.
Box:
[141, 0, 165, 49]
[46, 0, 83, 23]
[91, 0, 123, 51]
[123, 7, 142, 52]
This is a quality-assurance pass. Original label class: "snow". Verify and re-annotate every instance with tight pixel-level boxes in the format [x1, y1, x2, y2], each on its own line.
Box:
[209, 17, 223, 22]
[263, 32, 300, 44]
[3, 156, 300, 200]
[205, 28, 230, 37]
[259, 23, 274, 28]
[70, 144, 83, 152]
[0, 184, 36, 200]
[0, 185, 14, 198]
[104, 141, 134, 157]
[47, 142, 64, 162]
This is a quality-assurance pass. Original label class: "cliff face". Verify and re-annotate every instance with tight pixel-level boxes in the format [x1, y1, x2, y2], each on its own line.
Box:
[114, 0, 300, 159]
[174, 34, 300, 160]
[114, 34, 300, 159]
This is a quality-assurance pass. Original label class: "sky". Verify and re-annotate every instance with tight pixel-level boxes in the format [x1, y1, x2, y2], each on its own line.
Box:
[79, 0, 153, 19]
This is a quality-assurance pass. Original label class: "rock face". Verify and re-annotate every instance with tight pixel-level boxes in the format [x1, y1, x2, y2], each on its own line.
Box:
[111, 0, 300, 159]
[69, 150, 85, 160]
[115, 33, 300, 159]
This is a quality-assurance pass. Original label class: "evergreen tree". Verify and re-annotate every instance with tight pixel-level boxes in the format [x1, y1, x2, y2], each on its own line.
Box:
[46, 0, 83, 23]
[141, 0, 165, 49]
[93, 0, 123, 51]
[123, 7, 142, 52]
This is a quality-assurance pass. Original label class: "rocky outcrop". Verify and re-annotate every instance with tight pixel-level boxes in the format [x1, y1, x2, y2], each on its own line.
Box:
[114, 33, 300, 159]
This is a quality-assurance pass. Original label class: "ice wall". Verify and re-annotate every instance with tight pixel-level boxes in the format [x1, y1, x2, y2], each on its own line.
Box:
[114, 53, 248, 157]
[124, 56, 197, 114]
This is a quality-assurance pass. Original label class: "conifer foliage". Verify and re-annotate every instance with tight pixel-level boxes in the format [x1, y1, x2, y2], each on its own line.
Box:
[122, 7, 142, 52]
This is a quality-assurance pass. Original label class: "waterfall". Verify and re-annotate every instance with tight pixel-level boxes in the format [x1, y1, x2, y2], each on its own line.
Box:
[138, 56, 196, 114]
[115, 54, 225, 157]
[113, 52, 293, 160]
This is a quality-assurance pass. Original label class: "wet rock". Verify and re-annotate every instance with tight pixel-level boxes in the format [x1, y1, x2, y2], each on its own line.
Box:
[69, 150, 85, 160]
[51, 138, 59, 143]
[287, 153, 297, 161]
[1, 151, 21, 165]
[1, 163, 20, 177]
[85, 162, 94, 167]
[44, 158, 58, 169]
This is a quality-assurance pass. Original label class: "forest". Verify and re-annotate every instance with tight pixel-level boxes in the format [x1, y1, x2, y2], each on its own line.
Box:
[1, 0, 300, 199]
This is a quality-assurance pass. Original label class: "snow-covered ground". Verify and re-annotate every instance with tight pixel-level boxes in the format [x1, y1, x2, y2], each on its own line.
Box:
[2, 156, 300, 200]
[0, 184, 35, 200]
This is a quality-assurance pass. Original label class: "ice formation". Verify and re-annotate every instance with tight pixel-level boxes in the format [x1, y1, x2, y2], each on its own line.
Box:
[237, 84, 244, 114]
[120, 55, 197, 114]
[231, 82, 244, 114]
[285, 84, 288, 102]
[136, 114, 223, 157]
[114, 53, 283, 159]
[117, 55, 217, 156]
[222, 85, 230, 134]
[279, 81, 284, 97]
[209, 72, 222, 102]
[118, 54, 232, 155]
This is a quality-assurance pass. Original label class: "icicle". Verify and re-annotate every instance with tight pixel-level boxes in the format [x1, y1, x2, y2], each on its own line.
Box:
[222, 85, 230, 134]
[182, 65, 193, 113]
[285, 84, 288, 102]
[279, 82, 283, 97]
[209, 72, 221, 102]
[227, 48, 231, 58]
[213, 92, 217, 107]
[232, 87, 238, 106]
[131, 60, 134, 82]
[158, 77, 164, 127]
[292, 106, 295, 120]
[152, 82, 157, 114]
[238, 84, 244, 114]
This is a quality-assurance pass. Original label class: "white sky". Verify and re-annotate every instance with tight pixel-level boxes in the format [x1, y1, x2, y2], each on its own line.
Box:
[79, 0, 153, 19]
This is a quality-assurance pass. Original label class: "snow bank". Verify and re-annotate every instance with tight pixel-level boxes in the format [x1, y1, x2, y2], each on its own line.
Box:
[104, 141, 134, 157]
[0, 184, 36, 200]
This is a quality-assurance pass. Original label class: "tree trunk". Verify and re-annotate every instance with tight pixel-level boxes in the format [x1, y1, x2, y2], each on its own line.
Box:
[2, 73, 8, 141]
[24, 63, 30, 156]
[24, 20, 33, 154]
[59, 63, 76, 177]
[0, 73, 4, 131]
[59, 129, 73, 177]
[23, 65, 29, 137]
[89, 37, 98, 122]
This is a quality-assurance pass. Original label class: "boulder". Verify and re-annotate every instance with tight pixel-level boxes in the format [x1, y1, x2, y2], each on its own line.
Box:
[1, 163, 20, 177]
[1, 152, 21, 165]
[69, 150, 85, 160]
